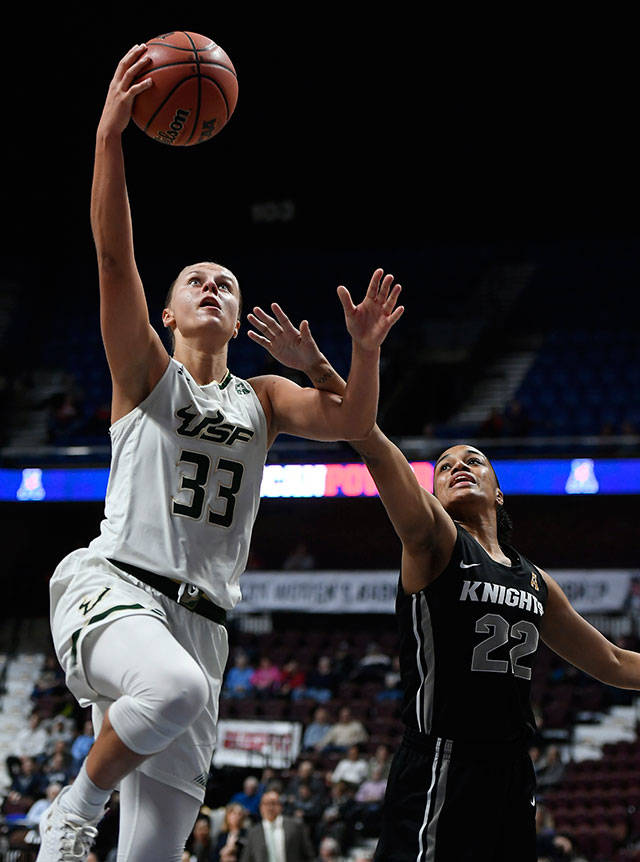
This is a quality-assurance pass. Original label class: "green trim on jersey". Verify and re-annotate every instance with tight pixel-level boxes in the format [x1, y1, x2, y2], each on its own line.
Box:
[219, 370, 232, 390]
[70, 603, 147, 665]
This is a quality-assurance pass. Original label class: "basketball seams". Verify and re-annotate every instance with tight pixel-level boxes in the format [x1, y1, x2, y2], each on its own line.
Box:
[183, 31, 201, 145]
[134, 61, 237, 79]
[142, 77, 199, 137]
[145, 36, 216, 52]
[201, 76, 230, 119]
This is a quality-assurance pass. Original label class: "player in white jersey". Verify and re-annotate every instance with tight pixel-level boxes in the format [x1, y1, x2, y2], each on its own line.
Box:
[37, 45, 404, 862]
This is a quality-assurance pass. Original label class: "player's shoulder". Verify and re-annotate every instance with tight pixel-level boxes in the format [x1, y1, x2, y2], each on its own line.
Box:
[246, 373, 301, 392]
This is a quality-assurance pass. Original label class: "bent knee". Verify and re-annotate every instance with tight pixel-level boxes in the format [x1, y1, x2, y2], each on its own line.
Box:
[159, 663, 209, 727]
[110, 661, 210, 756]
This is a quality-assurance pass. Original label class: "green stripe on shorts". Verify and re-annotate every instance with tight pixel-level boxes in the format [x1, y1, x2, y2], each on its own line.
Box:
[70, 603, 146, 665]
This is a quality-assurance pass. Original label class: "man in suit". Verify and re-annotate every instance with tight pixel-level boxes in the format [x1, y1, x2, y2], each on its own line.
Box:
[240, 789, 315, 862]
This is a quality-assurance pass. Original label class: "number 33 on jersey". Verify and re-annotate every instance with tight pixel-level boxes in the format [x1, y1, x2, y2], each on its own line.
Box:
[88, 360, 268, 610]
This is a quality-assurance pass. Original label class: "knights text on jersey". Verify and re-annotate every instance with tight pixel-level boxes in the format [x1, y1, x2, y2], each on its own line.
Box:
[89, 359, 268, 609]
[397, 524, 548, 743]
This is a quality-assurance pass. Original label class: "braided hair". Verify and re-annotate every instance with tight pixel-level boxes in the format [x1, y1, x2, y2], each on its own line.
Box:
[496, 502, 514, 547]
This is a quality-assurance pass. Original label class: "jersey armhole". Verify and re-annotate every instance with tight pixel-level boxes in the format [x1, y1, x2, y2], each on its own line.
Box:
[244, 378, 270, 452]
[109, 356, 175, 436]
[401, 526, 462, 596]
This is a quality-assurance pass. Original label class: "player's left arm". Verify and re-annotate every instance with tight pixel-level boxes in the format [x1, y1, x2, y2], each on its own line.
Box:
[248, 269, 403, 444]
[541, 571, 640, 689]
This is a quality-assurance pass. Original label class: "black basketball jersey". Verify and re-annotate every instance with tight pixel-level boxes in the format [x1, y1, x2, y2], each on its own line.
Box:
[396, 523, 548, 744]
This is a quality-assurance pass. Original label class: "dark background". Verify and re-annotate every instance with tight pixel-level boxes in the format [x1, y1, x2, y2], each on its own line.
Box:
[2, 10, 639, 614]
[5, 10, 639, 265]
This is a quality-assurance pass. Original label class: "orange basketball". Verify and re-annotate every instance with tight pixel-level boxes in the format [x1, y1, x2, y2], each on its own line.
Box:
[132, 31, 238, 146]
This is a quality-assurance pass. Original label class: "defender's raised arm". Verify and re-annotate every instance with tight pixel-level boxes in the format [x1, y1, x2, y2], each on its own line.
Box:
[247, 269, 404, 444]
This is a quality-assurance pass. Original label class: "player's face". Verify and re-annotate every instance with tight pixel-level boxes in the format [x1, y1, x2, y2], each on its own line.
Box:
[433, 445, 503, 513]
[167, 262, 241, 346]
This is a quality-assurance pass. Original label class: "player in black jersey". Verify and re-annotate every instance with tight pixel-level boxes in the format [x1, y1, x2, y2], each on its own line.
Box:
[249, 303, 640, 861]
[348, 427, 640, 862]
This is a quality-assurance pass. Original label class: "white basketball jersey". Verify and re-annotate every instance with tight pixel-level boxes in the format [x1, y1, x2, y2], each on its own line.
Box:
[89, 358, 268, 609]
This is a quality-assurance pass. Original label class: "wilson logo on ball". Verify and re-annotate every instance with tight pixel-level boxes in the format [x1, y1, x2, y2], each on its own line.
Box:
[155, 108, 191, 145]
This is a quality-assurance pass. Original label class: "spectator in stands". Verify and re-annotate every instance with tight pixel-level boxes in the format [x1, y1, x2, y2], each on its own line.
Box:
[46, 738, 73, 771]
[367, 743, 392, 780]
[535, 804, 575, 860]
[352, 765, 387, 837]
[250, 656, 283, 697]
[352, 642, 391, 683]
[240, 789, 315, 861]
[315, 781, 356, 855]
[259, 767, 281, 795]
[213, 802, 249, 862]
[331, 641, 355, 683]
[24, 781, 62, 826]
[222, 650, 255, 697]
[279, 658, 307, 698]
[302, 707, 333, 751]
[286, 760, 325, 800]
[222, 651, 255, 698]
[4, 756, 46, 814]
[317, 836, 344, 861]
[45, 716, 74, 757]
[187, 812, 217, 862]
[296, 656, 339, 703]
[230, 776, 263, 820]
[355, 764, 387, 804]
[283, 540, 316, 571]
[70, 718, 95, 775]
[330, 745, 369, 787]
[31, 654, 67, 708]
[316, 707, 368, 753]
[286, 782, 325, 834]
[4, 782, 63, 854]
[375, 656, 402, 702]
[13, 711, 48, 759]
[43, 750, 73, 787]
[536, 744, 565, 788]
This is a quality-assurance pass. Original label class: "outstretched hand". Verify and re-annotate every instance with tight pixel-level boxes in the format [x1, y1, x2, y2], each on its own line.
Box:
[247, 303, 324, 372]
[98, 44, 153, 137]
[337, 268, 404, 351]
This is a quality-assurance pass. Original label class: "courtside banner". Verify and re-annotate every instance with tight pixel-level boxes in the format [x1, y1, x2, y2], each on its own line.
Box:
[235, 571, 638, 614]
[213, 720, 301, 768]
[552, 571, 635, 614]
[238, 572, 398, 614]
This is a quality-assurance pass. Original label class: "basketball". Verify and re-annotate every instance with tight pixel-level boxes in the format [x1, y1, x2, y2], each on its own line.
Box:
[132, 31, 238, 146]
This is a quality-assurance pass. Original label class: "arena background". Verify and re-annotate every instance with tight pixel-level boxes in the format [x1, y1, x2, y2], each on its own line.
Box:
[1, 9, 639, 862]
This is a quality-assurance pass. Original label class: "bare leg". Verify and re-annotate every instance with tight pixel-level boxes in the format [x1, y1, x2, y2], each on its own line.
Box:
[85, 707, 147, 790]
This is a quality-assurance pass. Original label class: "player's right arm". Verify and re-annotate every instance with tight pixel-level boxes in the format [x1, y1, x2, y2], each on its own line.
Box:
[351, 429, 457, 592]
[91, 44, 169, 422]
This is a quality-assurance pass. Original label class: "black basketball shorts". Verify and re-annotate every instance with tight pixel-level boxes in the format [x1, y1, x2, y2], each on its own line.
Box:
[374, 728, 537, 862]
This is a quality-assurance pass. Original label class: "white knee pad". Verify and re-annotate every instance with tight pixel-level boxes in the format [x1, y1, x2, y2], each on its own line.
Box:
[109, 662, 209, 756]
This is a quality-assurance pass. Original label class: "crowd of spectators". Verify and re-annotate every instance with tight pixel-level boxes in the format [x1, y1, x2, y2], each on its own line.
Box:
[4, 634, 640, 860]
